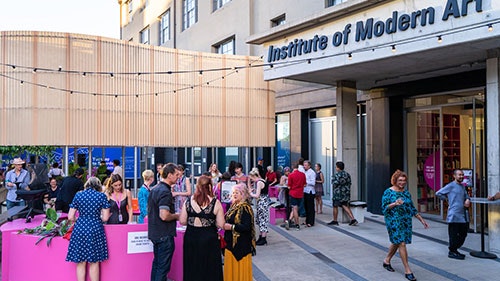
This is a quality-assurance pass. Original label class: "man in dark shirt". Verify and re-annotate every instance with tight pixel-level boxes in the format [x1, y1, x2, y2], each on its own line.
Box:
[257, 157, 266, 179]
[148, 163, 180, 281]
[56, 168, 84, 213]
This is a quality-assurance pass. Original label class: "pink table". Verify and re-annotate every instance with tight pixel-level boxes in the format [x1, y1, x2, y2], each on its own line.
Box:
[1, 215, 185, 281]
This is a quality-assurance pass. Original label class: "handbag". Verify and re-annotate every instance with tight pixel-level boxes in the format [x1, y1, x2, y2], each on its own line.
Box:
[218, 233, 226, 249]
[63, 225, 74, 240]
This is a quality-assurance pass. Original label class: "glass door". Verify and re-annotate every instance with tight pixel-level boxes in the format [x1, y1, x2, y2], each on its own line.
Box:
[470, 97, 485, 231]
[309, 116, 336, 204]
[409, 109, 442, 214]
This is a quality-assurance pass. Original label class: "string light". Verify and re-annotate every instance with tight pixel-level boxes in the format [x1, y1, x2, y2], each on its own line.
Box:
[1, 19, 496, 98]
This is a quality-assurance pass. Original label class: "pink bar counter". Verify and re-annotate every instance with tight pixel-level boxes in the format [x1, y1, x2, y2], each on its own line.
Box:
[1, 215, 185, 281]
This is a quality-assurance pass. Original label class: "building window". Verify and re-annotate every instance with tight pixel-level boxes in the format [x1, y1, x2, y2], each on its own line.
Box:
[128, 0, 134, 13]
[213, 0, 231, 11]
[214, 37, 235, 55]
[160, 10, 170, 44]
[326, 0, 346, 7]
[140, 27, 150, 44]
[183, 0, 198, 30]
[271, 14, 286, 27]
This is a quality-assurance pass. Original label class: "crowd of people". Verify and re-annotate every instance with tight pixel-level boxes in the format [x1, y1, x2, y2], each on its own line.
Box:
[2, 156, 500, 281]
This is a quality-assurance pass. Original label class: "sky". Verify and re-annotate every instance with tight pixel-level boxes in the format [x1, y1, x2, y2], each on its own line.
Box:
[0, 0, 120, 39]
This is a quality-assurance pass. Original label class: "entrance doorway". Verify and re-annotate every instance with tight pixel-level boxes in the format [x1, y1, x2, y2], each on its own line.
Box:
[405, 90, 485, 226]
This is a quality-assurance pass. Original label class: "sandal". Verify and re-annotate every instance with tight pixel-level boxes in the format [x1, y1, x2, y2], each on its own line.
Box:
[382, 262, 395, 272]
[405, 273, 417, 281]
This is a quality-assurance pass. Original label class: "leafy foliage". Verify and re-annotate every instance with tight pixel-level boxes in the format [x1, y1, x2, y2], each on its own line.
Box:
[0, 146, 56, 163]
[17, 208, 73, 247]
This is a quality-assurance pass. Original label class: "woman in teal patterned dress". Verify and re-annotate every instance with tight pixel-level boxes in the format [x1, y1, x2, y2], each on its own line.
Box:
[381, 170, 429, 281]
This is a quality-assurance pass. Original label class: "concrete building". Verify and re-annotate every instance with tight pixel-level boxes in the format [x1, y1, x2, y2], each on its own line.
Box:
[120, 0, 500, 254]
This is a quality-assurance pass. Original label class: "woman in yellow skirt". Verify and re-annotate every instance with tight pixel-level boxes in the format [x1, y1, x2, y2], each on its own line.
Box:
[223, 183, 256, 281]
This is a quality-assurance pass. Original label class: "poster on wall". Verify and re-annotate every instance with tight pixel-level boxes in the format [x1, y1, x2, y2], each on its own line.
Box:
[424, 150, 441, 191]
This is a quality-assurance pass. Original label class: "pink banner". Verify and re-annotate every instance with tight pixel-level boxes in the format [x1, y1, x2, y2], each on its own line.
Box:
[424, 150, 441, 191]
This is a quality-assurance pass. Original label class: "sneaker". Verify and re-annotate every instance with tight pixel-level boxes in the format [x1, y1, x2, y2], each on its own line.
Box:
[448, 251, 465, 260]
[349, 219, 358, 226]
[455, 250, 466, 258]
[327, 220, 339, 226]
[295, 224, 300, 231]
[284, 220, 290, 230]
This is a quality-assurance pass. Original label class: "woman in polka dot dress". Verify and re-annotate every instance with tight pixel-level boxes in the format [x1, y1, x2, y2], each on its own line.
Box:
[66, 177, 111, 281]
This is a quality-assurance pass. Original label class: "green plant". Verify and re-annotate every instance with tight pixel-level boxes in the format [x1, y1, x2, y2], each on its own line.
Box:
[17, 208, 73, 246]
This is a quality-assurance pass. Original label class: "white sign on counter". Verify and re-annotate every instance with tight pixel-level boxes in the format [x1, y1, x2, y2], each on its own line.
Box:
[127, 231, 153, 254]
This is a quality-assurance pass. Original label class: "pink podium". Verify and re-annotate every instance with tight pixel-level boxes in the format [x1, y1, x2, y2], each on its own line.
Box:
[1, 215, 185, 281]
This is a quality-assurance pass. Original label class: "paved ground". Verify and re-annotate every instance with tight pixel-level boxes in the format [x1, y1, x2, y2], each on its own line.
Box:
[251, 205, 499, 281]
[2, 205, 498, 280]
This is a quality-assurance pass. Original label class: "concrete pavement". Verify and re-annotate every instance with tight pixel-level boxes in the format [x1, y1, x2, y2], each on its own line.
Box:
[251, 205, 499, 281]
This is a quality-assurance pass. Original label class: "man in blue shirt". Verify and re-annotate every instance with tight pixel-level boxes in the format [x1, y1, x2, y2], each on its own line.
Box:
[436, 169, 470, 260]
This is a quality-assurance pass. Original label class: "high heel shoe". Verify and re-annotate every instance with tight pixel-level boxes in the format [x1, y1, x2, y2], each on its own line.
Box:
[256, 235, 262, 244]
[256, 237, 267, 246]
[382, 262, 395, 272]
[405, 273, 417, 281]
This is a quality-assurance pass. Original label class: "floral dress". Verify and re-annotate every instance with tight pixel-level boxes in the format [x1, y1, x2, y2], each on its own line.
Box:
[66, 188, 111, 263]
[381, 188, 418, 244]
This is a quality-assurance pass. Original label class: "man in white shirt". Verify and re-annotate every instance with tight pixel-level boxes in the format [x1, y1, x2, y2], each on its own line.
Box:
[112, 159, 124, 180]
[303, 160, 316, 227]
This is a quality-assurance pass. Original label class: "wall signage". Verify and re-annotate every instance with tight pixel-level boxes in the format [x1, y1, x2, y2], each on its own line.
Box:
[267, 0, 483, 63]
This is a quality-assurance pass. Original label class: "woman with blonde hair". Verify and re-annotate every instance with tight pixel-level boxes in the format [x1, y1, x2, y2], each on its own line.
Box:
[105, 174, 133, 224]
[223, 183, 256, 281]
[249, 167, 270, 246]
[138, 169, 155, 224]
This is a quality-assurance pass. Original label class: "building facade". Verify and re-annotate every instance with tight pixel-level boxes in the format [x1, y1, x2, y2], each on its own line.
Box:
[120, 1, 500, 256]
[119, 0, 350, 177]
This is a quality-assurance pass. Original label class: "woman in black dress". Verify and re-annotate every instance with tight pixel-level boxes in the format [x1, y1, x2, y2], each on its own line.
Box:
[105, 174, 133, 224]
[179, 175, 225, 281]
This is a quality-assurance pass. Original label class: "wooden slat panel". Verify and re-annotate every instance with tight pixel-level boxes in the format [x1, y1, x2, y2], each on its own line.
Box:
[0, 31, 275, 147]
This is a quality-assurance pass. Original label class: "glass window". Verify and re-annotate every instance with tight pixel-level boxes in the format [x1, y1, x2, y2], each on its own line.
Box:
[213, 0, 231, 11]
[326, 0, 346, 7]
[140, 27, 150, 45]
[214, 37, 235, 55]
[271, 14, 286, 27]
[160, 10, 170, 44]
[183, 0, 198, 30]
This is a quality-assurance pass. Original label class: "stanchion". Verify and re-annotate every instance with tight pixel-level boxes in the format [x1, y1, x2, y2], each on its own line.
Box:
[469, 197, 498, 259]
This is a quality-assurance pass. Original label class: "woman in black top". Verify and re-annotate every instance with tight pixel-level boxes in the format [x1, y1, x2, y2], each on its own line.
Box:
[223, 183, 256, 281]
[179, 175, 225, 281]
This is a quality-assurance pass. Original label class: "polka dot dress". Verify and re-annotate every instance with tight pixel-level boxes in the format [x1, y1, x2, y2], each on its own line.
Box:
[66, 188, 111, 263]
